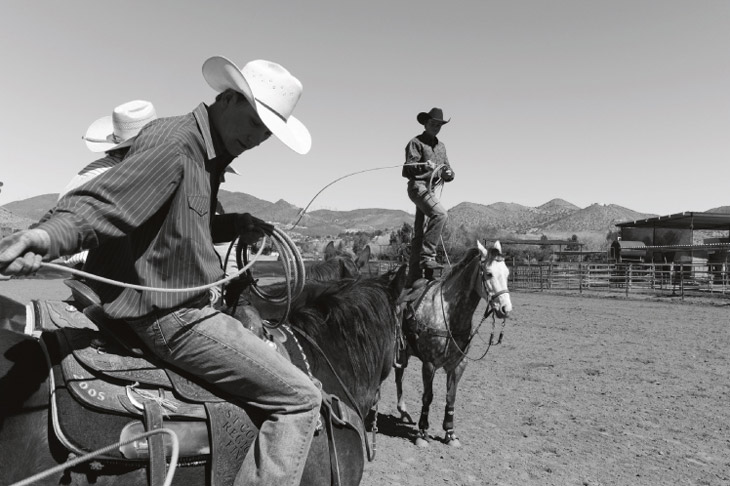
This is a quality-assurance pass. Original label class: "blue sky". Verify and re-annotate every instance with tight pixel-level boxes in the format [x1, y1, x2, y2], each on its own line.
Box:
[1, 0, 729, 215]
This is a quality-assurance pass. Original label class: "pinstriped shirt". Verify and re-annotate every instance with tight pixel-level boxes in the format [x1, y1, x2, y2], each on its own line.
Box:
[37, 103, 240, 319]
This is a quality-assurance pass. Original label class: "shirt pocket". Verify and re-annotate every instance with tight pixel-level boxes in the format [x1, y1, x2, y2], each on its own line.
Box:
[187, 195, 208, 217]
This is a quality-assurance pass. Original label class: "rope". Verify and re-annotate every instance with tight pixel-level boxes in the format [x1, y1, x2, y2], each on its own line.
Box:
[39, 237, 267, 293]
[288, 162, 436, 230]
[9, 428, 180, 486]
[241, 227, 307, 326]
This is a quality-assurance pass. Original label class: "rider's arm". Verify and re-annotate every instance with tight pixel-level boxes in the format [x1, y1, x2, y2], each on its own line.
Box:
[34, 145, 183, 260]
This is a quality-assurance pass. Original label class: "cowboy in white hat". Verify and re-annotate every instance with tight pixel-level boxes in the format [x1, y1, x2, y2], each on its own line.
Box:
[0, 56, 319, 486]
[58, 100, 158, 200]
[36, 100, 158, 267]
[402, 107, 456, 283]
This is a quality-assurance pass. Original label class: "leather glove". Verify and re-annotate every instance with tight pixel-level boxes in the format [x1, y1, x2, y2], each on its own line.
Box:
[234, 213, 274, 245]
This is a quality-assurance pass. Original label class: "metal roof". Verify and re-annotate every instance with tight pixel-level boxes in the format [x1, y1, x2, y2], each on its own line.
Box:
[496, 239, 582, 246]
[615, 212, 730, 230]
[611, 240, 646, 249]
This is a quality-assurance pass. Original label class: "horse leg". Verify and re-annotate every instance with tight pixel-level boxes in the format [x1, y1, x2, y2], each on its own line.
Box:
[415, 361, 436, 448]
[442, 360, 467, 447]
[394, 354, 414, 424]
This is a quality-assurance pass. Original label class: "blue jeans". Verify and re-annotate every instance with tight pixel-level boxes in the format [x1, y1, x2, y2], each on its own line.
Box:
[407, 180, 448, 263]
[128, 304, 321, 486]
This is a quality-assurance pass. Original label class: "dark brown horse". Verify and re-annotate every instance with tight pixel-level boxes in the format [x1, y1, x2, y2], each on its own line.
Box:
[242, 242, 371, 321]
[395, 241, 512, 447]
[0, 265, 407, 486]
[306, 242, 371, 281]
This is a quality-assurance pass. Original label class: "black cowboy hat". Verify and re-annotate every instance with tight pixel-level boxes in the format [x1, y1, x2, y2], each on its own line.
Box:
[417, 107, 450, 125]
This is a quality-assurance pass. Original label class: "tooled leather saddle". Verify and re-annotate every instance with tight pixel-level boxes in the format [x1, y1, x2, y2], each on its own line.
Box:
[31, 280, 365, 486]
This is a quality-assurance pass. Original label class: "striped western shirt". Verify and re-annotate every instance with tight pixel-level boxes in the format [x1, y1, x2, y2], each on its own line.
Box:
[37, 103, 240, 319]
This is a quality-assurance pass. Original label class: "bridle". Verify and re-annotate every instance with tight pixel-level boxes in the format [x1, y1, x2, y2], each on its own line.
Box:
[479, 256, 510, 320]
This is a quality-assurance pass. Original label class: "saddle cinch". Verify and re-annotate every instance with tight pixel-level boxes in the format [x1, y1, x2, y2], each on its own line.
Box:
[31, 282, 365, 486]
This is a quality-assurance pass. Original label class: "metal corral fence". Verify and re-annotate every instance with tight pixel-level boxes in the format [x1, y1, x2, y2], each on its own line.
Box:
[508, 262, 730, 299]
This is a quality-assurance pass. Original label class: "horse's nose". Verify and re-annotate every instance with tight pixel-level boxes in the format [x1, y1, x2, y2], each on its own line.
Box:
[501, 297, 513, 317]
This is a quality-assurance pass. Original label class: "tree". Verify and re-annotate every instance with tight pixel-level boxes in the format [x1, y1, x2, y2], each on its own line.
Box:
[387, 222, 413, 262]
[566, 234, 581, 251]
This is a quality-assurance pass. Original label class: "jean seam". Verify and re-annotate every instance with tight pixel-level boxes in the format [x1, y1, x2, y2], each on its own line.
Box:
[168, 315, 312, 400]
[152, 318, 173, 354]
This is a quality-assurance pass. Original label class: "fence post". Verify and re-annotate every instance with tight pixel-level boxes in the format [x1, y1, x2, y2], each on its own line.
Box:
[539, 264, 543, 291]
[578, 262, 583, 294]
[625, 264, 631, 297]
[680, 263, 684, 299]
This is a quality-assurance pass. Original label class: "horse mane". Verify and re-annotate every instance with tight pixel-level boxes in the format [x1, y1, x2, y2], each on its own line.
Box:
[306, 257, 358, 281]
[287, 276, 398, 405]
[442, 247, 481, 278]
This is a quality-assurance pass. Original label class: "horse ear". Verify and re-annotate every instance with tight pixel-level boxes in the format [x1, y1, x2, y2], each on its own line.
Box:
[324, 241, 336, 260]
[356, 245, 371, 269]
[477, 240, 488, 257]
[493, 240, 502, 254]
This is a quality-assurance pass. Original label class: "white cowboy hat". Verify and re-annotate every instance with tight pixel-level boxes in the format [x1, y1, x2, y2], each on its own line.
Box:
[202, 56, 311, 155]
[83, 100, 157, 153]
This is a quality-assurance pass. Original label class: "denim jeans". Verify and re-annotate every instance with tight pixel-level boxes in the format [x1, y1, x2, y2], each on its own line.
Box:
[407, 180, 448, 263]
[128, 304, 321, 486]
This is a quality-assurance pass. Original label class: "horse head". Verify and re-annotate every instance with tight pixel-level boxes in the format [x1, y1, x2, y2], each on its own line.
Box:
[476, 240, 512, 319]
[314, 241, 371, 280]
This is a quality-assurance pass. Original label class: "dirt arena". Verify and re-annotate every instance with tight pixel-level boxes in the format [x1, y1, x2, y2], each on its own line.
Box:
[1, 277, 728, 486]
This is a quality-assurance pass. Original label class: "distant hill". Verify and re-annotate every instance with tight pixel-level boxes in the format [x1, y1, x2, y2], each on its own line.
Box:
[0, 207, 35, 237]
[707, 206, 730, 214]
[540, 203, 655, 232]
[1, 191, 723, 246]
[1, 193, 58, 223]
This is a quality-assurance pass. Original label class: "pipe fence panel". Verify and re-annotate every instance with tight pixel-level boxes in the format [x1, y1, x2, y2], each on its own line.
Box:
[508, 262, 730, 299]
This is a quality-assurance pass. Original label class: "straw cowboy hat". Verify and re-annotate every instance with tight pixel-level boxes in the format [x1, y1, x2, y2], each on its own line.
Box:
[417, 107, 450, 126]
[83, 100, 157, 153]
[202, 56, 311, 154]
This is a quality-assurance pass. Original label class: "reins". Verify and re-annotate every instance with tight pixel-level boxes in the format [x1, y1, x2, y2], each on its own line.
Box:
[433, 256, 509, 362]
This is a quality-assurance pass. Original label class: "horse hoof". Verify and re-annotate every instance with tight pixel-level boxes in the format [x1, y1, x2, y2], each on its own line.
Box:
[415, 437, 429, 448]
[399, 411, 414, 425]
[446, 438, 462, 448]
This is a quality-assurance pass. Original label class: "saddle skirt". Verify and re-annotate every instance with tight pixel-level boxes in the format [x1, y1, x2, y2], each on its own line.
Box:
[33, 299, 365, 486]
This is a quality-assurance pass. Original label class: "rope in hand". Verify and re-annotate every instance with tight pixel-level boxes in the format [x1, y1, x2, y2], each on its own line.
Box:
[39, 236, 268, 293]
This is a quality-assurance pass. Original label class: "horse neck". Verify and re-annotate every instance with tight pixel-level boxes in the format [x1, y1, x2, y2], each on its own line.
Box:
[437, 255, 483, 328]
[443, 254, 482, 304]
[292, 330, 381, 418]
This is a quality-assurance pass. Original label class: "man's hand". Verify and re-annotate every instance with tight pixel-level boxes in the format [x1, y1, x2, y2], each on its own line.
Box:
[235, 213, 274, 245]
[442, 167, 455, 182]
[0, 229, 51, 276]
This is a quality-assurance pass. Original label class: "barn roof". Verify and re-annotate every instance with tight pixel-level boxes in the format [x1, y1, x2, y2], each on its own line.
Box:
[616, 212, 730, 230]
[611, 240, 646, 249]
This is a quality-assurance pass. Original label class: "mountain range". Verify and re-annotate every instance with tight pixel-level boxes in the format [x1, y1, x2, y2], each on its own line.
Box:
[2, 190, 728, 248]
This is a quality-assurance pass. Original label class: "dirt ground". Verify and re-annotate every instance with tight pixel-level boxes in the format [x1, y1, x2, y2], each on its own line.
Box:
[2, 277, 729, 486]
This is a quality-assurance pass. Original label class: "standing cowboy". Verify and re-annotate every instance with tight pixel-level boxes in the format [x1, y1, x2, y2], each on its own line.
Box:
[402, 107, 455, 283]
[0, 56, 320, 486]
